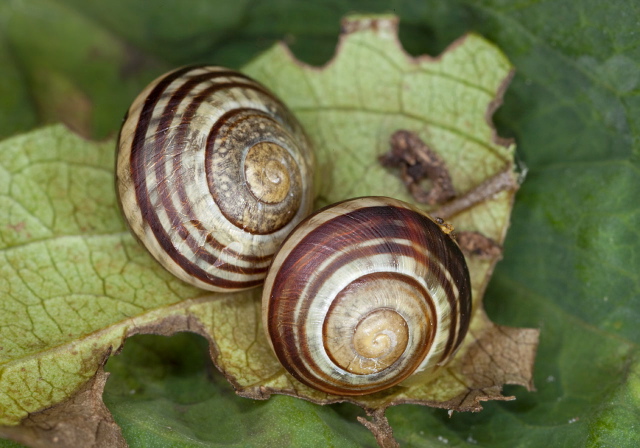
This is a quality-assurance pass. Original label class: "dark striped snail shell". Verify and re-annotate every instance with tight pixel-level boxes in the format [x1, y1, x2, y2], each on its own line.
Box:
[262, 197, 472, 396]
[116, 66, 315, 291]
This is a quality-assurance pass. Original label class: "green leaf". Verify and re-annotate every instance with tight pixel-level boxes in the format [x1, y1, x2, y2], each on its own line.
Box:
[0, 126, 207, 427]
[1, 0, 639, 446]
[231, 16, 534, 416]
[0, 0, 167, 139]
[104, 332, 373, 447]
[0, 16, 533, 445]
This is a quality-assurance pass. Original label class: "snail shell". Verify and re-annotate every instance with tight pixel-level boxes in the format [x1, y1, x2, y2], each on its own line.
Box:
[116, 66, 315, 291]
[262, 197, 472, 396]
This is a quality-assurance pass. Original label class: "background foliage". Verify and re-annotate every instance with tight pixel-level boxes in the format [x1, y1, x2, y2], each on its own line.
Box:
[0, 0, 638, 446]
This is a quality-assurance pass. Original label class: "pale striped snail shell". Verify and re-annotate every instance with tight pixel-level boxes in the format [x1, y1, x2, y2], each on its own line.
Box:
[116, 66, 315, 291]
[262, 197, 472, 396]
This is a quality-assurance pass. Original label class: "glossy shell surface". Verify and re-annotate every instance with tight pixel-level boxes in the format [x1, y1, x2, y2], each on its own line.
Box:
[117, 66, 315, 291]
[262, 197, 472, 395]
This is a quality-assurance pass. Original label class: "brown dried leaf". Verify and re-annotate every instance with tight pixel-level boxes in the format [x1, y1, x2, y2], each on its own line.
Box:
[0, 363, 126, 448]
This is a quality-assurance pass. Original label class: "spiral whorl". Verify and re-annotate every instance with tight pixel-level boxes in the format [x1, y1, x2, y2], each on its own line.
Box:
[262, 197, 471, 395]
[117, 66, 314, 291]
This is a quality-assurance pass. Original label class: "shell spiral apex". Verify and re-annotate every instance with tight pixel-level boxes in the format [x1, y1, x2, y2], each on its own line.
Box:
[116, 66, 315, 292]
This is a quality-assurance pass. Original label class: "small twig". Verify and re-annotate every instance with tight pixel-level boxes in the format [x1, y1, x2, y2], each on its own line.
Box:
[433, 167, 519, 220]
[357, 408, 400, 448]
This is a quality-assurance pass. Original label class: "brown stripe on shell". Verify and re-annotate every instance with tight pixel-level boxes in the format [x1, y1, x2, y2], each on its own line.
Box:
[264, 198, 471, 395]
[120, 66, 313, 291]
[279, 240, 455, 392]
[269, 204, 466, 355]
[320, 273, 437, 393]
[132, 69, 272, 287]
[267, 210, 452, 393]
[151, 105, 282, 262]
[148, 77, 281, 258]
[205, 109, 304, 234]
[401, 207, 470, 360]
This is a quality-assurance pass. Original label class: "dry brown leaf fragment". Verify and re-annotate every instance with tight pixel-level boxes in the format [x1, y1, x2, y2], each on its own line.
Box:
[380, 130, 456, 205]
[457, 231, 504, 260]
[0, 361, 126, 448]
[357, 409, 400, 448]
